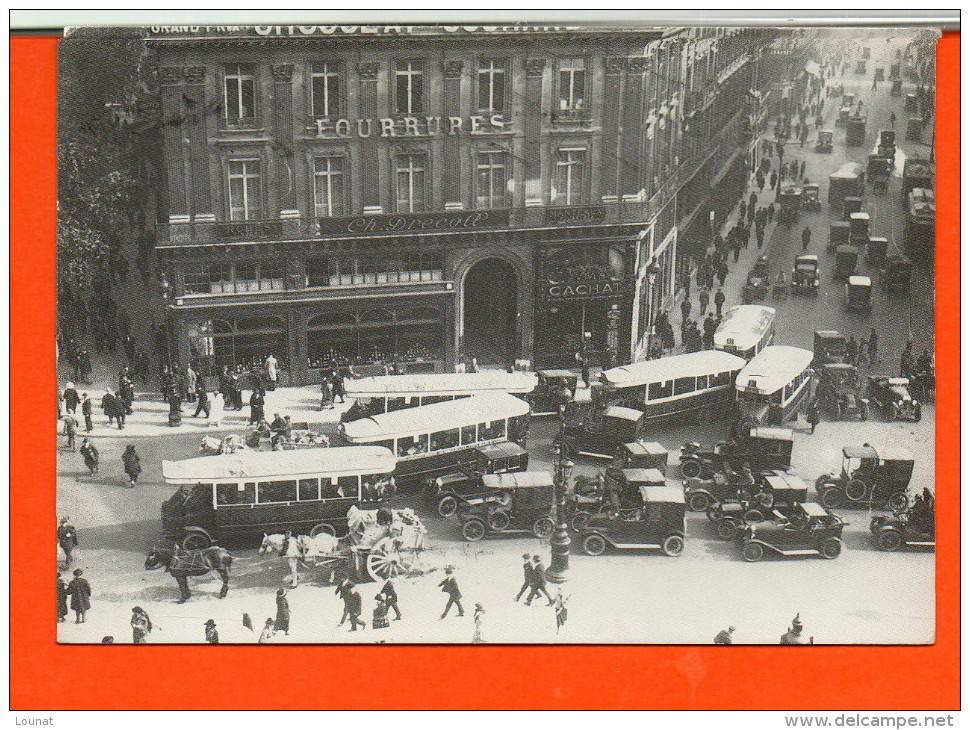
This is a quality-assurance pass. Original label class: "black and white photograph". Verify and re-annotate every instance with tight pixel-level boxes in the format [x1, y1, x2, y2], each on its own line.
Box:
[56, 21, 937, 645]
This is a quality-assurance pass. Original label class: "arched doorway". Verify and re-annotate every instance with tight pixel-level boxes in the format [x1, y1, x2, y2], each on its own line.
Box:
[462, 258, 518, 367]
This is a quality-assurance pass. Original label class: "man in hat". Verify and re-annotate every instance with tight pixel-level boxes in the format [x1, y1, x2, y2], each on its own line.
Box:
[514, 553, 534, 602]
[526, 555, 555, 606]
[714, 626, 735, 644]
[63, 382, 80, 415]
[58, 516, 79, 566]
[439, 567, 464, 618]
[345, 582, 365, 631]
[131, 606, 153, 644]
[204, 619, 219, 644]
[780, 614, 811, 644]
[67, 568, 91, 623]
[62, 412, 78, 452]
[81, 392, 94, 432]
[378, 579, 401, 621]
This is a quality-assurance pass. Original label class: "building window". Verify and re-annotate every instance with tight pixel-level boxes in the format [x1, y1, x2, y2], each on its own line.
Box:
[395, 61, 424, 115]
[310, 62, 341, 118]
[227, 159, 262, 220]
[312, 155, 345, 217]
[477, 59, 506, 112]
[476, 150, 508, 209]
[554, 148, 588, 205]
[223, 63, 256, 125]
[395, 153, 427, 213]
[558, 58, 586, 115]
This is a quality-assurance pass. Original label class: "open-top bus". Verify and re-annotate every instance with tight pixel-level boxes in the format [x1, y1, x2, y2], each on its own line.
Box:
[735, 346, 815, 427]
[714, 305, 776, 360]
[160, 446, 397, 548]
[338, 392, 531, 488]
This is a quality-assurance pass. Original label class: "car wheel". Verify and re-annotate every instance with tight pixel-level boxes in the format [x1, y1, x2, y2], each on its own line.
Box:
[877, 530, 903, 552]
[845, 478, 868, 501]
[581, 533, 607, 556]
[913, 402, 922, 422]
[461, 518, 486, 542]
[888, 492, 909, 514]
[487, 510, 511, 532]
[742, 540, 764, 562]
[437, 495, 459, 518]
[533, 517, 555, 540]
[755, 491, 774, 510]
[819, 487, 843, 509]
[662, 534, 685, 557]
[821, 537, 843, 559]
[680, 459, 702, 479]
[716, 519, 738, 541]
[570, 512, 591, 533]
[688, 492, 711, 512]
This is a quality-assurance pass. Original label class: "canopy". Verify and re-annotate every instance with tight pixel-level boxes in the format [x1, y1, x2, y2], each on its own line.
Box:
[604, 406, 645, 423]
[830, 162, 865, 180]
[714, 305, 776, 352]
[843, 445, 879, 460]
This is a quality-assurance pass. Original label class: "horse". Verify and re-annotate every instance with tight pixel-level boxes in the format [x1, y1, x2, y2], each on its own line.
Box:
[258, 532, 342, 587]
[145, 544, 234, 603]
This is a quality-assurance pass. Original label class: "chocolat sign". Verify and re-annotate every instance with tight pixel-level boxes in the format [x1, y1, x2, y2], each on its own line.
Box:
[317, 210, 510, 236]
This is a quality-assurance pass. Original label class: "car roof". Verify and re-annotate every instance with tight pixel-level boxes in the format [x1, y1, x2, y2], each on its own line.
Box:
[604, 406, 645, 422]
[848, 275, 872, 286]
[801, 503, 829, 517]
[476, 441, 528, 459]
[764, 471, 807, 491]
[879, 446, 915, 462]
[481, 471, 555, 489]
[844, 445, 879, 459]
[796, 255, 819, 263]
[538, 369, 576, 379]
[748, 426, 794, 441]
[815, 330, 843, 339]
[623, 440, 666, 456]
[621, 468, 666, 485]
[639, 486, 685, 504]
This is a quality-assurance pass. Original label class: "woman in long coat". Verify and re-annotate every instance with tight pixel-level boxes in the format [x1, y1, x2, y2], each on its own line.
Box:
[122, 445, 141, 488]
[275, 588, 290, 636]
[67, 568, 91, 623]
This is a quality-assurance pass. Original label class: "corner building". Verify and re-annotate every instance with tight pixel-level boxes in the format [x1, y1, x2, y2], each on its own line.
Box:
[151, 25, 772, 384]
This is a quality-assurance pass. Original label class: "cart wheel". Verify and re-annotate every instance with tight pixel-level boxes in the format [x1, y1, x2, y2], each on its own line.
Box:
[688, 492, 711, 512]
[310, 522, 336, 538]
[570, 512, 591, 533]
[182, 531, 210, 551]
[437, 495, 459, 518]
[819, 487, 843, 509]
[877, 530, 903, 552]
[888, 492, 909, 514]
[716, 519, 739, 541]
[461, 518, 486, 542]
[742, 540, 764, 562]
[680, 459, 702, 480]
[845, 478, 868, 501]
[581, 533, 607, 556]
[662, 534, 685, 557]
[488, 510, 511, 532]
[820, 537, 843, 560]
[366, 537, 415, 582]
[533, 517, 555, 540]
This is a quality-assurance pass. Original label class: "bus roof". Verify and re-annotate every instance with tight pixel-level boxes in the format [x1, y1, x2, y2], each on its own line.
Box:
[714, 305, 777, 351]
[481, 471, 555, 489]
[161, 446, 396, 483]
[344, 371, 538, 397]
[602, 350, 746, 388]
[341, 392, 531, 442]
[735, 346, 814, 395]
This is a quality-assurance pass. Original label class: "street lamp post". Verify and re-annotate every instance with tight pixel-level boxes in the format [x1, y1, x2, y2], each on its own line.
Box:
[546, 439, 574, 585]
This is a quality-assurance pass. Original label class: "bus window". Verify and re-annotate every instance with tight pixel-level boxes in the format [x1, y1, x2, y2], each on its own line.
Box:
[461, 424, 477, 445]
[783, 383, 793, 402]
[480, 420, 506, 441]
[298, 478, 320, 501]
[321, 477, 341, 500]
[337, 475, 359, 498]
[696, 374, 709, 390]
[398, 434, 429, 456]
[216, 481, 254, 506]
[258, 480, 298, 503]
[711, 371, 730, 388]
[386, 397, 408, 413]
[422, 395, 452, 406]
[674, 376, 695, 396]
[771, 390, 783, 405]
[648, 380, 673, 400]
[431, 428, 460, 451]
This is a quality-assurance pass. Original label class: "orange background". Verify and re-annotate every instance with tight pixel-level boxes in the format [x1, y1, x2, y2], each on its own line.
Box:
[10, 31, 959, 710]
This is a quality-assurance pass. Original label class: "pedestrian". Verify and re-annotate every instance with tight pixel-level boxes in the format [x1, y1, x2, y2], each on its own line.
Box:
[472, 603, 486, 643]
[275, 587, 290, 636]
[526, 555, 554, 606]
[681, 270, 691, 300]
[714, 626, 736, 644]
[514, 553, 533, 602]
[680, 296, 691, 325]
[808, 400, 821, 435]
[81, 393, 93, 432]
[204, 619, 219, 644]
[756, 171, 765, 192]
[439, 566, 465, 618]
[193, 388, 211, 419]
[900, 342, 914, 378]
[469, 356, 480, 374]
[58, 516, 79, 566]
[766, 204, 774, 225]
[847, 335, 858, 364]
[332, 366, 346, 404]
[872, 76, 877, 91]
[67, 568, 91, 623]
[346, 583, 366, 631]
[209, 391, 225, 427]
[703, 314, 717, 350]
[264, 354, 278, 391]
[576, 351, 590, 389]
[63, 382, 80, 415]
[57, 573, 69, 623]
[801, 225, 812, 251]
[185, 365, 197, 403]
[699, 287, 710, 316]
[258, 618, 276, 643]
[62, 413, 78, 452]
[320, 375, 334, 410]
[890, 111, 896, 128]
[122, 444, 141, 487]
[800, 160, 807, 180]
[131, 606, 153, 644]
[80, 438, 99, 477]
[770, 170, 778, 191]
[868, 328, 878, 365]
[372, 594, 391, 630]
[249, 387, 265, 425]
[738, 200, 747, 223]
[378, 579, 402, 620]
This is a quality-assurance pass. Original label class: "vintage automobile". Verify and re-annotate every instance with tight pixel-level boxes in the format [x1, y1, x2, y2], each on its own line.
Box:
[742, 255, 770, 303]
[879, 128, 896, 150]
[679, 439, 742, 480]
[813, 330, 848, 367]
[817, 363, 869, 421]
[559, 403, 646, 460]
[457, 471, 556, 541]
[870, 492, 935, 551]
[802, 183, 821, 212]
[867, 236, 889, 265]
[427, 441, 530, 517]
[845, 275, 873, 313]
[684, 466, 757, 513]
[891, 78, 903, 96]
[828, 221, 851, 253]
[834, 245, 859, 279]
[882, 254, 913, 293]
[846, 114, 867, 146]
[529, 369, 578, 416]
[828, 163, 865, 207]
[842, 196, 863, 220]
[866, 375, 922, 422]
[910, 368, 936, 404]
[568, 467, 666, 532]
[578, 484, 687, 557]
[778, 186, 802, 226]
[610, 440, 668, 476]
[738, 502, 846, 561]
[815, 444, 914, 511]
[709, 470, 810, 539]
[868, 155, 892, 193]
[815, 130, 833, 152]
[791, 255, 820, 295]
[874, 66, 885, 81]
[849, 212, 871, 245]
[681, 426, 793, 481]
